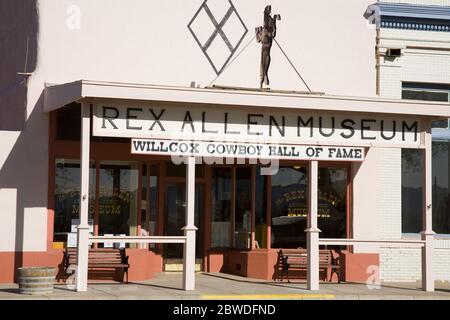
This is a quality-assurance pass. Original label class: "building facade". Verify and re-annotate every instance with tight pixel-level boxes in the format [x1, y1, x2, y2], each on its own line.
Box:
[0, 0, 449, 289]
[368, 0, 450, 282]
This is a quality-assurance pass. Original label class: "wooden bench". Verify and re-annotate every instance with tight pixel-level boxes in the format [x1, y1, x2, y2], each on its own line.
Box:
[277, 249, 340, 283]
[64, 248, 129, 282]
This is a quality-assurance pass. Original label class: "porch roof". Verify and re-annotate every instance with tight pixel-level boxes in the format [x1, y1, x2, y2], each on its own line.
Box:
[43, 80, 450, 118]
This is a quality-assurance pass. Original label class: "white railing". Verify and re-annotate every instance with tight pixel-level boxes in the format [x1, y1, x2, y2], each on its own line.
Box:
[89, 236, 187, 244]
[319, 238, 426, 248]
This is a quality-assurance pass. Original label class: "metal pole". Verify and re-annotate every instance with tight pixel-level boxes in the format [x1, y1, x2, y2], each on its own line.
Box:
[274, 38, 312, 93]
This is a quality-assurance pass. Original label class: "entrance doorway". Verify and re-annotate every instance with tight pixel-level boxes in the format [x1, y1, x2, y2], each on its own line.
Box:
[163, 182, 204, 271]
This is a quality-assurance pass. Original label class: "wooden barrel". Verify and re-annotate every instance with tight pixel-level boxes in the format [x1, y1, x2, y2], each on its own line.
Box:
[18, 267, 56, 295]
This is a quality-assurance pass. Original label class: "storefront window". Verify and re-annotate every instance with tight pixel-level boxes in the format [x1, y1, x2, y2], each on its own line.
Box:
[98, 162, 139, 247]
[318, 167, 347, 240]
[141, 164, 158, 237]
[234, 168, 252, 249]
[402, 145, 450, 234]
[166, 162, 205, 177]
[54, 159, 95, 243]
[271, 166, 347, 248]
[140, 164, 158, 250]
[432, 142, 450, 234]
[402, 83, 450, 129]
[401, 83, 450, 235]
[401, 149, 423, 233]
[271, 166, 308, 248]
[255, 168, 267, 248]
[211, 168, 232, 248]
[163, 182, 204, 260]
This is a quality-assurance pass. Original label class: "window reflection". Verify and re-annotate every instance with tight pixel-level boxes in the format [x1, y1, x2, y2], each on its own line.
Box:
[255, 168, 267, 248]
[235, 168, 252, 249]
[401, 149, 423, 233]
[433, 142, 450, 234]
[164, 182, 204, 260]
[271, 166, 308, 248]
[211, 168, 232, 248]
[318, 167, 347, 240]
[271, 166, 347, 249]
[402, 144, 450, 234]
[141, 164, 158, 250]
[98, 162, 139, 248]
[54, 160, 95, 243]
[141, 164, 158, 235]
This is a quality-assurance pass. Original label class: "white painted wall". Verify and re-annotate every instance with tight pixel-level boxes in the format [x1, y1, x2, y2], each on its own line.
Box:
[351, 147, 401, 254]
[0, 189, 17, 251]
[0, 0, 377, 252]
[352, 147, 380, 254]
[37, 0, 376, 95]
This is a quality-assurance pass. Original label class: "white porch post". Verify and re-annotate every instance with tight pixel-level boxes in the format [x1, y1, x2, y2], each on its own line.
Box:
[306, 160, 321, 291]
[76, 102, 91, 292]
[182, 156, 197, 291]
[421, 120, 435, 292]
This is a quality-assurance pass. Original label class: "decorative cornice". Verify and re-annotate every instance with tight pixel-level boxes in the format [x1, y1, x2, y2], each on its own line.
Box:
[366, 2, 450, 32]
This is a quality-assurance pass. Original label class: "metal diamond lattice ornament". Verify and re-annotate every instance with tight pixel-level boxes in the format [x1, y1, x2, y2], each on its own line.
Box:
[188, 0, 248, 75]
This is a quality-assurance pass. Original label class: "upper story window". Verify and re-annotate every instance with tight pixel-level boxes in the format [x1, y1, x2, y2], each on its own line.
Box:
[402, 82, 450, 102]
[402, 82, 450, 129]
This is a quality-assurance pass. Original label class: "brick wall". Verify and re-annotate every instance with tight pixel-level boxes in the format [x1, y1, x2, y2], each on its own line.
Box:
[376, 0, 450, 282]
[378, 148, 402, 240]
[380, 241, 450, 282]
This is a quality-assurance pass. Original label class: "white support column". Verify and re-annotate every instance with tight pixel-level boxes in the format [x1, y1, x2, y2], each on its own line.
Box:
[421, 120, 435, 292]
[76, 102, 91, 292]
[182, 156, 197, 291]
[306, 160, 321, 291]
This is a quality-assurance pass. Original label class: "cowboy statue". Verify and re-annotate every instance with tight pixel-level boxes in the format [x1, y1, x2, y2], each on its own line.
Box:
[256, 5, 281, 88]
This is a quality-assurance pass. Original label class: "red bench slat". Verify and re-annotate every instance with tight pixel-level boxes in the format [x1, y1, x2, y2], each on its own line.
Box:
[64, 248, 129, 282]
[277, 249, 335, 282]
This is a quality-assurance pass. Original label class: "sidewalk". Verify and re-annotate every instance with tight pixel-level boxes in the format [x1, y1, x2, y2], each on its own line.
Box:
[0, 272, 449, 300]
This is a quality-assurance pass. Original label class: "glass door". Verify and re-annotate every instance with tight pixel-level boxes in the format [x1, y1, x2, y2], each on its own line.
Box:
[98, 161, 139, 248]
[163, 182, 204, 268]
[234, 167, 252, 249]
[210, 166, 252, 250]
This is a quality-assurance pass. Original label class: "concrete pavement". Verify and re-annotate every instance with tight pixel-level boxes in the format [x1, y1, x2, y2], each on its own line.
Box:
[0, 272, 449, 300]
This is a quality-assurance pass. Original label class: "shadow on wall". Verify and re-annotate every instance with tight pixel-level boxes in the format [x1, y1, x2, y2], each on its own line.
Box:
[0, 0, 38, 131]
[0, 1, 50, 282]
[0, 91, 50, 281]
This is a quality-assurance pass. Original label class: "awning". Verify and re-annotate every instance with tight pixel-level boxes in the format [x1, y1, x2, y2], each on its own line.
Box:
[44, 80, 450, 118]
[367, 2, 450, 21]
[365, 2, 450, 31]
